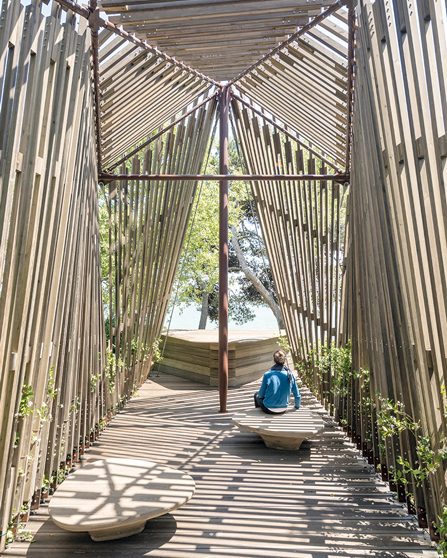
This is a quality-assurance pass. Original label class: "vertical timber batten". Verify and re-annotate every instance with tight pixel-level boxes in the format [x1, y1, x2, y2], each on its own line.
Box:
[219, 86, 230, 412]
[345, 0, 355, 172]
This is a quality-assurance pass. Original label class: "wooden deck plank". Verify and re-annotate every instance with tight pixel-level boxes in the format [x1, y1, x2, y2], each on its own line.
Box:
[4, 375, 437, 557]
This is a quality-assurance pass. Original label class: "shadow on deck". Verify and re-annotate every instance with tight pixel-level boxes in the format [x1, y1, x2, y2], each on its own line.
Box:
[4, 374, 437, 557]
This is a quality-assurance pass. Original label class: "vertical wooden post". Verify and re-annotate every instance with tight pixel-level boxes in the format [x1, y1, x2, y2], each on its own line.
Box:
[219, 86, 230, 412]
[345, 0, 355, 172]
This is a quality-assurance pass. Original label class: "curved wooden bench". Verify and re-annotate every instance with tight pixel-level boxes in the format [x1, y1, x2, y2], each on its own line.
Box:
[232, 407, 325, 450]
[48, 457, 195, 541]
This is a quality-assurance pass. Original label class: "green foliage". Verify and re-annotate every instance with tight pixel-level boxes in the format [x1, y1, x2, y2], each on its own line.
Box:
[441, 383, 447, 420]
[46, 367, 57, 400]
[34, 367, 58, 422]
[151, 337, 162, 364]
[131, 337, 139, 355]
[57, 468, 66, 484]
[98, 194, 111, 309]
[18, 385, 34, 418]
[69, 396, 81, 414]
[41, 476, 50, 491]
[105, 347, 123, 393]
[36, 402, 51, 422]
[15, 527, 34, 543]
[130, 337, 152, 362]
[396, 436, 447, 488]
[5, 523, 15, 546]
[296, 341, 354, 397]
[174, 140, 278, 328]
[436, 506, 447, 557]
[90, 372, 101, 392]
[378, 397, 447, 488]
[277, 336, 290, 353]
[317, 341, 352, 397]
[377, 397, 419, 439]
[175, 180, 221, 309]
[295, 348, 320, 395]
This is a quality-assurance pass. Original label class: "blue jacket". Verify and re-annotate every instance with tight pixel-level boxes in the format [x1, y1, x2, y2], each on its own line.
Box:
[258, 364, 301, 410]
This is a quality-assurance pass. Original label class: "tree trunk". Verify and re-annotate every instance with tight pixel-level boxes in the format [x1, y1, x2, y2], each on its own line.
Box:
[230, 225, 284, 329]
[198, 291, 208, 329]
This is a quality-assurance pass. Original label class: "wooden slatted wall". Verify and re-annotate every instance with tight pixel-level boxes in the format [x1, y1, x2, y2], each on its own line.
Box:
[0, 1, 105, 549]
[342, 0, 447, 534]
[104, 101, 217, 409]
[232, 100, 349, 396]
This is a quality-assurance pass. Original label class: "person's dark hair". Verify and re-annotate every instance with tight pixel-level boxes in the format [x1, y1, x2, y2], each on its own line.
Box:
[273, 350, 286, 365]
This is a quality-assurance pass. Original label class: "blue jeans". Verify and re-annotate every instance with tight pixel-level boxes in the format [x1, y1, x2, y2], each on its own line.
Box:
[254, 392, 285, 414]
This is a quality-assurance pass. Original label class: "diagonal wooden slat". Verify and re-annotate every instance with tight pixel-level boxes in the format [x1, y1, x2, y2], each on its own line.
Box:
[236, 5, 349, 169]
[231, 99, 349, 376]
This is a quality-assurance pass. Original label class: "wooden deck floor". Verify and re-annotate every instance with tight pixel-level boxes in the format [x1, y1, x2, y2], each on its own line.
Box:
[4, 374, 438, 558]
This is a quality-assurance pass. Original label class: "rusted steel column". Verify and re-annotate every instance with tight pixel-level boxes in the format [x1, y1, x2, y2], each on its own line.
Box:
[219, 86, 230, 413]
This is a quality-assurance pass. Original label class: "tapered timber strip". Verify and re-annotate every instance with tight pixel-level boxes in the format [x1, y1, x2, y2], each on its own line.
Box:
[233, 3, 350, 169]
[77, 4, 216, 169]
[229, 0, 349, 84]
[88, 8, 103, 172]
[342, 0, 447, 531]
[231, 91, 341, 171]
[240, 58, 348, 125]
[232, 103, 302, 357]
[98, 1, 337, 81]
[101, 70, 210, 168]
[345, 0, 355, 172]
[233, 100, 352, 354]
[106, 90, 218, 172]
[238, 81, 346, 168]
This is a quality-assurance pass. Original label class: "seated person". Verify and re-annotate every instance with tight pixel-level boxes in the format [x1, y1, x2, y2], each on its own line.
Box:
[254, 350, 301, 414]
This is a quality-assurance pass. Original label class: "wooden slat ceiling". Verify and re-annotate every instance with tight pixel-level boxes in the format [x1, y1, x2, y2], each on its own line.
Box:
[98, 27, 214, 169]
[234, 7, 349, 169]
[96, 1, 349, 171]
[98, 0, 337, 81]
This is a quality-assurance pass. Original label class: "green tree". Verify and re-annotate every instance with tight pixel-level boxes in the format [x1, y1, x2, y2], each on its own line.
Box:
[98, 187, 116, 341]
[173, 141, 283, 329]
[174, 179, 221, 329]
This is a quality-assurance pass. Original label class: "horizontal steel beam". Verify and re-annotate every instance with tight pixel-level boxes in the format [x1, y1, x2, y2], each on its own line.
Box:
[99, 173, 350, 182]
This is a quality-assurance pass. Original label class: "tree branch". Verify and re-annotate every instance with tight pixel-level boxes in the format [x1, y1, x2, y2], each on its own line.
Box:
[230, 225, 284, 328]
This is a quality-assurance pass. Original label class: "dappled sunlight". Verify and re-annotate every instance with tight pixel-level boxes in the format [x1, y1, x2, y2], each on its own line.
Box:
[4, 376, 435, 557]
